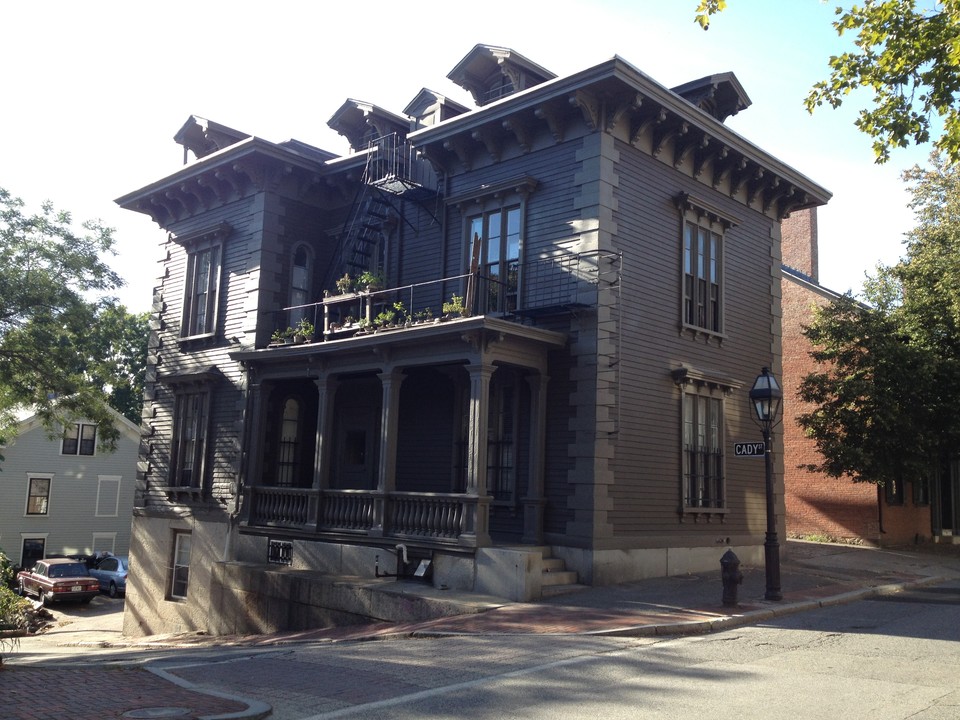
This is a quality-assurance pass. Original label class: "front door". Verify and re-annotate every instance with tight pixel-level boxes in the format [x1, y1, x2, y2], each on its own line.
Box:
[335, 407, 378, 490]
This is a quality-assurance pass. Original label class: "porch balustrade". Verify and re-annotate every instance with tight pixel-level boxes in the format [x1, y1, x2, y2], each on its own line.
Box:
[244, 485, 478, 546]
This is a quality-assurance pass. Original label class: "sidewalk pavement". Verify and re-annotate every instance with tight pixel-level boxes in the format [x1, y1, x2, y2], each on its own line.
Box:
[4, 540, 960, 720]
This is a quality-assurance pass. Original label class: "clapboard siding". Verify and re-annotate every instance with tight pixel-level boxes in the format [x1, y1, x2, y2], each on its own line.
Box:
[1, 414, 139, 565]
[607, 139, 779, 538]
[143, 195, 261, 507]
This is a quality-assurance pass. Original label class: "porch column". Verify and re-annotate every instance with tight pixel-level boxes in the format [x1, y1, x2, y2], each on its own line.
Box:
[372, 368, 404, 536]
[312, 376, 338, 490]
[522, 372, 549, 544]
[464, 362, 494, 547]
[239, 373, 264, 525]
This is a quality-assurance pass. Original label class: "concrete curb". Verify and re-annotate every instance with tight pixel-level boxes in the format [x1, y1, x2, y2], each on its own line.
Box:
[403, 573, 949, 641]
[147, 664, 273, 720]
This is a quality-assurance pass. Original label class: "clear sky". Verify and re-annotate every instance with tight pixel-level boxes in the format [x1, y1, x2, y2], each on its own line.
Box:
[1, 0, 930, 313]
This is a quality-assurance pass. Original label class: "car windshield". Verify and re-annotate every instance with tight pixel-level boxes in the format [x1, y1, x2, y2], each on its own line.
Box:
[49, 564, 90, 578]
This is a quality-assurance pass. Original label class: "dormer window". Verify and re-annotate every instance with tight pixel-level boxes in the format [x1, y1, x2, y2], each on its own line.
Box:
[484, 74, 514, 104]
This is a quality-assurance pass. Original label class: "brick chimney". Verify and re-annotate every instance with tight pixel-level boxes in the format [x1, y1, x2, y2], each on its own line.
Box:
[780, 207, 819, 282]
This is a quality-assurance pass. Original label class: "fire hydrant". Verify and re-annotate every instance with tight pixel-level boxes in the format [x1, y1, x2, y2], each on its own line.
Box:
[720, 549, 742, 607]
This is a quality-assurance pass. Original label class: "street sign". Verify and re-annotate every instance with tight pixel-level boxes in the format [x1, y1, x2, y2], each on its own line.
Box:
[734, 442, 766, 457]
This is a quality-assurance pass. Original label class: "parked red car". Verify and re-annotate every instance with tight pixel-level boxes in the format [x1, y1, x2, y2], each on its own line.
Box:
[17, 558, 100, 605]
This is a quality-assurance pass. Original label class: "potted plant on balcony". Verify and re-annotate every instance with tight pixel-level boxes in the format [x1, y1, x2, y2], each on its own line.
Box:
[442, 294, 467, 319]
[359, 269, 384, 292]
[335, 273, 354, 295]
[271, 327, 295, 346]
[294, 317, 315, 343]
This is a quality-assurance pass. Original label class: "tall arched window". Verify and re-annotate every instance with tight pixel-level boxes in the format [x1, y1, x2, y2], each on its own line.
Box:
[290, 245, 312, 326]
[276, 398, 300, 487]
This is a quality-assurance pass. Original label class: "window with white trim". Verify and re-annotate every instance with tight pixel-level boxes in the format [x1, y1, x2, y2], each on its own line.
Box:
[26, 476, 52, 515]
[96, 476, 121, 516]
[169, 531, 192, 600]
[62, 423, 96, 455]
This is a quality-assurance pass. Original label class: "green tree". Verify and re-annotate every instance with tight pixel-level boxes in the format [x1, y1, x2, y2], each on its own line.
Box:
[82, 305, 149, 425]
[695, 1, 960, 164]
[0, 187, 134, 455]
[798, 151, 960, 482]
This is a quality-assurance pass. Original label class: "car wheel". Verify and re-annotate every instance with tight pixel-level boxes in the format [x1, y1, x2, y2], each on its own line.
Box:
[108, 582, 118, 599]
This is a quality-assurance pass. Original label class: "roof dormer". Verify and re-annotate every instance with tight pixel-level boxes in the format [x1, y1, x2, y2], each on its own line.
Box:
[327, 99, 412, 152]
[404, 89, 470, 130]
[174, 116, 251, 164]
[447, 44, 556, 107]
[671, 72, 751, 123]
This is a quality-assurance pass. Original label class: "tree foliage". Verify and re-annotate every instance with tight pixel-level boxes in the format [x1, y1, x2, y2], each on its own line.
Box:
[0, 188, 145, 456]
[695, 1, 960, 164]
[798, 152, 960, 482]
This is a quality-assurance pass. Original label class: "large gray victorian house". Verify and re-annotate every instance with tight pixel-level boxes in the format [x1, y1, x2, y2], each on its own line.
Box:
[117, 45, 830, 636]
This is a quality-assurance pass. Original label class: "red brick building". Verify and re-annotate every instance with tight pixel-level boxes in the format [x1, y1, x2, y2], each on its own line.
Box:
[781, 209, 931, 546]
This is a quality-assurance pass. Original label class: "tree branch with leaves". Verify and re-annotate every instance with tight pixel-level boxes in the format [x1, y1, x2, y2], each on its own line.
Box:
[695, 1, 960, 164]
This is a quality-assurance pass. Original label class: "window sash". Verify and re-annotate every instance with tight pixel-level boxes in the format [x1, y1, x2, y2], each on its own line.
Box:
[471, 205, 522, 314]
[682, 221, 722, 333]
[62, 423, 96, 455]
[682, 393, 724, 508]
[171, 391, 209, 489]
[170, 533, 192, 599]
[183, 245, 221, 337]
[26, 477, 51, 515]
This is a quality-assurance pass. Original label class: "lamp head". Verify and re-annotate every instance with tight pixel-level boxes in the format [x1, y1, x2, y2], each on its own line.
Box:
[749, 367, 782, 425]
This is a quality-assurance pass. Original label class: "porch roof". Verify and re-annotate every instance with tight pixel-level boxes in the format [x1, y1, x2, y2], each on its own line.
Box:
[231, 315, 567, 375]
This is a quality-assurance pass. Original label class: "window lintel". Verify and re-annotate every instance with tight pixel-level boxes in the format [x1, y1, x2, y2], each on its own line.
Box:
[159, 366, 224, 388]
[675, 192, 739, 229]
[671, 365, 741, 393]
[171, 222, 231, 248]
[448, 175, 538, 208]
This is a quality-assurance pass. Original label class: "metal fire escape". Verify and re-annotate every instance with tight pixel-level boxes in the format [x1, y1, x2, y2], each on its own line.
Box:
[325, 133, 440, 288]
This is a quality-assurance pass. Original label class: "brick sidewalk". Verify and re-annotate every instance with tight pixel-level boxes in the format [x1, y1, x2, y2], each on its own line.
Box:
[0, 666, 250, 720]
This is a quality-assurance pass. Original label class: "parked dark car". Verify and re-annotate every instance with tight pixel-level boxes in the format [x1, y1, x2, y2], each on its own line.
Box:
[88, 555, 128, 598]
[17, 558, 100, 605]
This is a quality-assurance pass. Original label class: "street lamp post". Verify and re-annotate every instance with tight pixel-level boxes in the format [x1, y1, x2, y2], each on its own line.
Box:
[750, 367, 783, 601]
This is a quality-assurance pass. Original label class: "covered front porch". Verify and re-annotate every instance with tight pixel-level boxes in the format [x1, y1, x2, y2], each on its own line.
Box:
[232, 315, 566, 556]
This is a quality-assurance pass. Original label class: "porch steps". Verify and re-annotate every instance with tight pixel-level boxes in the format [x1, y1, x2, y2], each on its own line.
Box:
[539, 549, 588, 599]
